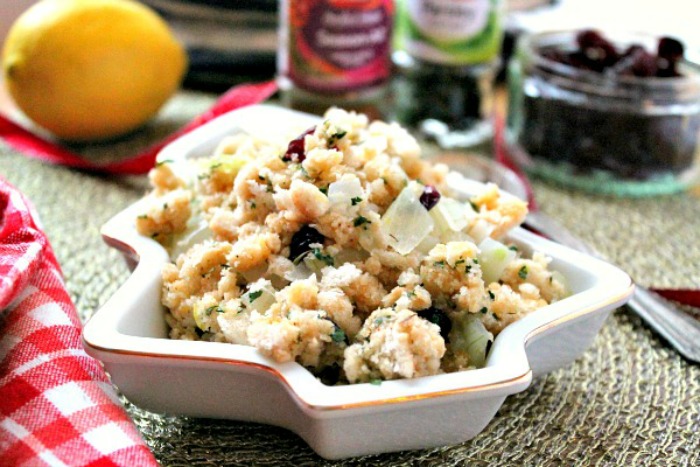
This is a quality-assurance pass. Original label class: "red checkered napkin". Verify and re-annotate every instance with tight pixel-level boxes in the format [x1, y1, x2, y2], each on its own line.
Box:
[0, 178, 158, 466]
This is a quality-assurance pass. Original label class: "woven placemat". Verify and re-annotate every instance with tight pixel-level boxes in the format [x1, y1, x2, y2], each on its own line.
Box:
[1, 91, 698, 466]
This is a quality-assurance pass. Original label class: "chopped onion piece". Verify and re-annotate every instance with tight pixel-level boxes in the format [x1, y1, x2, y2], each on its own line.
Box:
[303, 254, 327, 274]
[192, 302, 210, 331]
[429, 198, 471, 233]
[380, 183, 434, 255]
[416, 234, 440, 255]
[328, 176, 363, 207]
[450, 314, 494, 369]
[551, 270, 572, 297]
[285, 262, 314, 281]
[243, 281, 276, 313]
[170, 219, 212, 260]
[468, 219, 495, 244]
[478, 237, 517, 284]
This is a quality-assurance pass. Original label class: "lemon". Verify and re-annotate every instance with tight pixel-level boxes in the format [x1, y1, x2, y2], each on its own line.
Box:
[2, 0, 188, 142]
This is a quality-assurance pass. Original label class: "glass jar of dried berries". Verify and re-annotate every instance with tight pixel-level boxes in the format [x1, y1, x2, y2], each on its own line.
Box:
[506, 29, 700, 196]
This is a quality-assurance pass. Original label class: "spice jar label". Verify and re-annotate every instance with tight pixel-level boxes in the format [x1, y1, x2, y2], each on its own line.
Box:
[284, 0, 393, 94]
[401, 0, 503, 65]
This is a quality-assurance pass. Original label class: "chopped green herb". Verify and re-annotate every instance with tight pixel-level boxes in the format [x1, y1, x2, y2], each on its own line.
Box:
[162, 203, 169, 209]
[137, 214, 149, 219]
[488, 290, 495, 300]
[433, 260, 446, 268]
[209, 162, 223, 170]
[455, 259, 466, 266]
[298, 165, 309, 177]
[369, 379, 382, 386]
[250, 201, 256, 209]
[328, 130, 347, 146]
[473, 258, 479, 264]
[518, 265, 529, 280]
[248, 290, 263, 302]
[258, 174, 266, 181]
[508, 245, 519, 251]
[469, 201, 479, 212]
[205, 305, 224, 315]
[320, 186, 329, 195]
[155, 159, 173, 167]
[221, 264, 230, 269]
[351, 196, 362, 206]
[492, 313, 500, 321]
[465, 264, 472, 273]
[353, 215, 371, 227]
[480, 307, 488, 314]
[312, 248, 334, 266]
[331, 327, 346, 344]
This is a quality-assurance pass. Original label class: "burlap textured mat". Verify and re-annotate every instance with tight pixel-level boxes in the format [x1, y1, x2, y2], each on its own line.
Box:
[1, 91, 698, 466]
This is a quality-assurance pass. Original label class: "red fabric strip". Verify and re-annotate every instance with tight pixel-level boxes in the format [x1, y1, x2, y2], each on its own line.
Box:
[650, 289, 700, 308]
[0, 80, 279, 175]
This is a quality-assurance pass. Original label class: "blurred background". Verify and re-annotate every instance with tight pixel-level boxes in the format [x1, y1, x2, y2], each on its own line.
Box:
[2, 0, 697, 92]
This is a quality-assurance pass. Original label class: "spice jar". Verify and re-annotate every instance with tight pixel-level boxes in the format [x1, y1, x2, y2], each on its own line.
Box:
[277, 0, 394, 119]
[506, 30, 700, 196]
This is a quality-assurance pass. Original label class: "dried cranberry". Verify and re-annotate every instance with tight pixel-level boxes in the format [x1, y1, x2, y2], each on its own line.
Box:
[417, 307, 452, 342]
[576, 29, 619, 70]
[631, 49, 658, 77]
[542, 30, 686, 79]
[657, 37, 684, 77]
[419, 185, 441, 210]
[658, 37, 684, 62]
[283, 126, 316, 163]
[612, 45, 645, 76]
[289, 225, 325, 260]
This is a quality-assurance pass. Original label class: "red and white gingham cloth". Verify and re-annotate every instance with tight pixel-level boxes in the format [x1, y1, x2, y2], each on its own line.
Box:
[0, 178, 158, 466]
[0, 80, 279, 466]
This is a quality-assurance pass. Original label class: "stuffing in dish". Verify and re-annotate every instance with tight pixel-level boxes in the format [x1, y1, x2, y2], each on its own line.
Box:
[135, 108, 569, 384]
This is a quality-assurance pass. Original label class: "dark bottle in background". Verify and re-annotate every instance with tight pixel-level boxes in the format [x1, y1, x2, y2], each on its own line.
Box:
[392, 0, 505, 149]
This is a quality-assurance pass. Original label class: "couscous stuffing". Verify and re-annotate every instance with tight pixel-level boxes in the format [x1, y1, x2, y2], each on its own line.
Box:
[136, 108, 569, 385]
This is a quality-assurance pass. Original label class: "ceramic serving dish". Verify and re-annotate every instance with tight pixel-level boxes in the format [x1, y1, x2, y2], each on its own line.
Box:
[82, 105, 634, 459]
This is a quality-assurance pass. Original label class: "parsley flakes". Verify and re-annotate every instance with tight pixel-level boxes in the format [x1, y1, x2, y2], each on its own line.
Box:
[331, 327, 347, 344]
[518, 265, 529, 280]
[248, 290, 263, 302]
[353, 216, 371, 227]
[312, 248, 334, 266]
[205, 305, 224, 315]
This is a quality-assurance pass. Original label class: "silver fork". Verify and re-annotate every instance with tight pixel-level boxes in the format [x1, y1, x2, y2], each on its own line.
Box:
[439, 152, 700, 363]
[525, 211, 700, 363]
